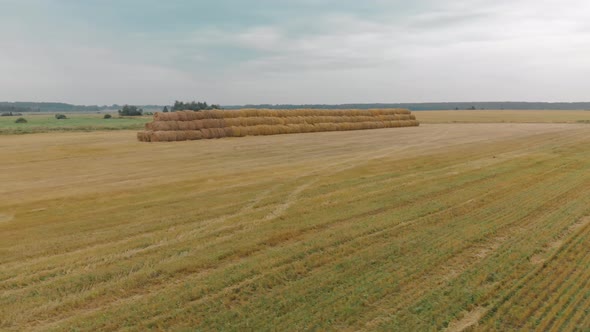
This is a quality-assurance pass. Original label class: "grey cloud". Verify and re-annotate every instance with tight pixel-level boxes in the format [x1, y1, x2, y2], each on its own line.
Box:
[1, 0, 590, 104]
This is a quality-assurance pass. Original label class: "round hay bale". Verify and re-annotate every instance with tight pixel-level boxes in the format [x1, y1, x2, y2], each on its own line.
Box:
[168, 112, 180, 121]
[151, 131, 166, 141]
[224, 127, 234, 137]
[175, 131, 188, 141]
[232, 126, 243, 136]
[147, 121, 171, 131]
[214, 127, 226, 138]
[224, 118, 240, 127]
[176, 111, 187, 121]
[192, 120, 205, 130]
[191, 111, 206, 120]
[150, 131, 161, 142]
[200, 128, 212, 139]
[153, 112, 164, 121]
[164, 131, 178, 141]
[202, 119, 222, 128]
[137, 131, 150, 142]
[184, 130, 203, 140]
[189, 111, 202, 121]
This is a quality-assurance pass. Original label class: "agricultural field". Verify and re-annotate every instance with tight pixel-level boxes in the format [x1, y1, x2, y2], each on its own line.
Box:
[417, 110, 590, 124]
[1, 112, 590, 330]
[0, 113, 150, 134]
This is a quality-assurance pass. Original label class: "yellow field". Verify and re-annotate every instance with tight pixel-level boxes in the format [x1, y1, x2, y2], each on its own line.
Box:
[417, 110, 590, 123]
[2, 118, 590, 330]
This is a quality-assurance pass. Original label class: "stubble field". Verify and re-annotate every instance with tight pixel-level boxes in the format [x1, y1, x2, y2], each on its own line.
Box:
[416, 110, 590, 123]
[1, 112, 590, 330]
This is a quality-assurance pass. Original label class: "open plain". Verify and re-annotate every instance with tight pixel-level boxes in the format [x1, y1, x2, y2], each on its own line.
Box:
[1, 113, 590, 330]
[416, 110, 590, 123]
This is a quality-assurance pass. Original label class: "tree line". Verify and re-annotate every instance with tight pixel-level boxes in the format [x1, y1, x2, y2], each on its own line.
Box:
[4, 101, 590, 113]
[168, 101, 221, 112]
[224, 102, 590, 111]
[117, 101, 222, 116]
[0, 105, 30, 114]
[118, 105, 144, 116]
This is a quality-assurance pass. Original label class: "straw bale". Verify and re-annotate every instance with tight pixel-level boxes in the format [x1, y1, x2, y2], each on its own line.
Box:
[223, 118, 240, 127]
[140, 108, 419, 142]
[177, 121, 190, 131]
[181, 111, 193, 121]
[200, 128, 213, 139]
[201, 119, 222, 128]
[175, 132, 186, 141]
[150, 131, 170, 142]
[168, 112, 180, 121]
[137, 131, 150, 142]
[214, 127, 227, 138]
[185, 131, 203, 140]
[224, 127, 234, 137]
[145, 121, 173, 131]
[153, 108, 411, 121]
[229, 126, 244, 137]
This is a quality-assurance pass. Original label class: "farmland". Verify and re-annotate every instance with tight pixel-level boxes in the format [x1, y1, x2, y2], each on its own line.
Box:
[417, 110, 590, 124]
[0, 113, 150, 134]
[1, 113, 590, 330]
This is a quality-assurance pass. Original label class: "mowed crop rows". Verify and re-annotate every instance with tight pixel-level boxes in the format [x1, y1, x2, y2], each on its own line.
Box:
[1, 123, 590, 330]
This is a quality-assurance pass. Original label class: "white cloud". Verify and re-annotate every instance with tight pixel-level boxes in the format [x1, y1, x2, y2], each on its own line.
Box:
[235, 27, 283, 51]
[0, 41, 215, 104]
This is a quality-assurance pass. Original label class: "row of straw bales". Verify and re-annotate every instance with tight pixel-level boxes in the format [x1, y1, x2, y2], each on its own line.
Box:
[153, 108, 411, 121]
[146, 114, 417, 131]
[138, 120, 420, 142]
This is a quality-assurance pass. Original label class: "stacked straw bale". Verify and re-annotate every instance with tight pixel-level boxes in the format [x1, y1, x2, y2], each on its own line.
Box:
[138, 109, 419, 142]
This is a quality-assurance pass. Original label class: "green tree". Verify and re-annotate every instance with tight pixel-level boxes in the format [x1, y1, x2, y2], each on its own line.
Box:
[172, 100, 220, 111]
[173, 101, 184, 112]
[118, 105, 143, 116]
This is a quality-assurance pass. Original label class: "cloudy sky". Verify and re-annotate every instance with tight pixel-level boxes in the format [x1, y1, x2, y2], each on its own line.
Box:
[1, 0, 589, 105]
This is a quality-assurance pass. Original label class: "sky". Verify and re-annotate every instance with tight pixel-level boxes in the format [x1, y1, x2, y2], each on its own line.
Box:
[1, 0, 590, 105]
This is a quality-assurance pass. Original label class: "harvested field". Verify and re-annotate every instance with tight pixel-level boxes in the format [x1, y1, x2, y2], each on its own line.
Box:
[138, 109, 419, 142]
[417, 110, 590, 123]
[2, 123, 590, 330]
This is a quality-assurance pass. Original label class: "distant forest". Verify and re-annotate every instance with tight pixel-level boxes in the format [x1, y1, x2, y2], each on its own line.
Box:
[0, 102, 163, 113]
[226, 102, 590, 111]
[2, 101, 590, 113]
[0, 102, 101, 113]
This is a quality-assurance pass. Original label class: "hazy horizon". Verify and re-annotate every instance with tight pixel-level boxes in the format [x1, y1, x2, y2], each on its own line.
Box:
[2, 0, 589, 105]
[3, 100, 590, 107]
